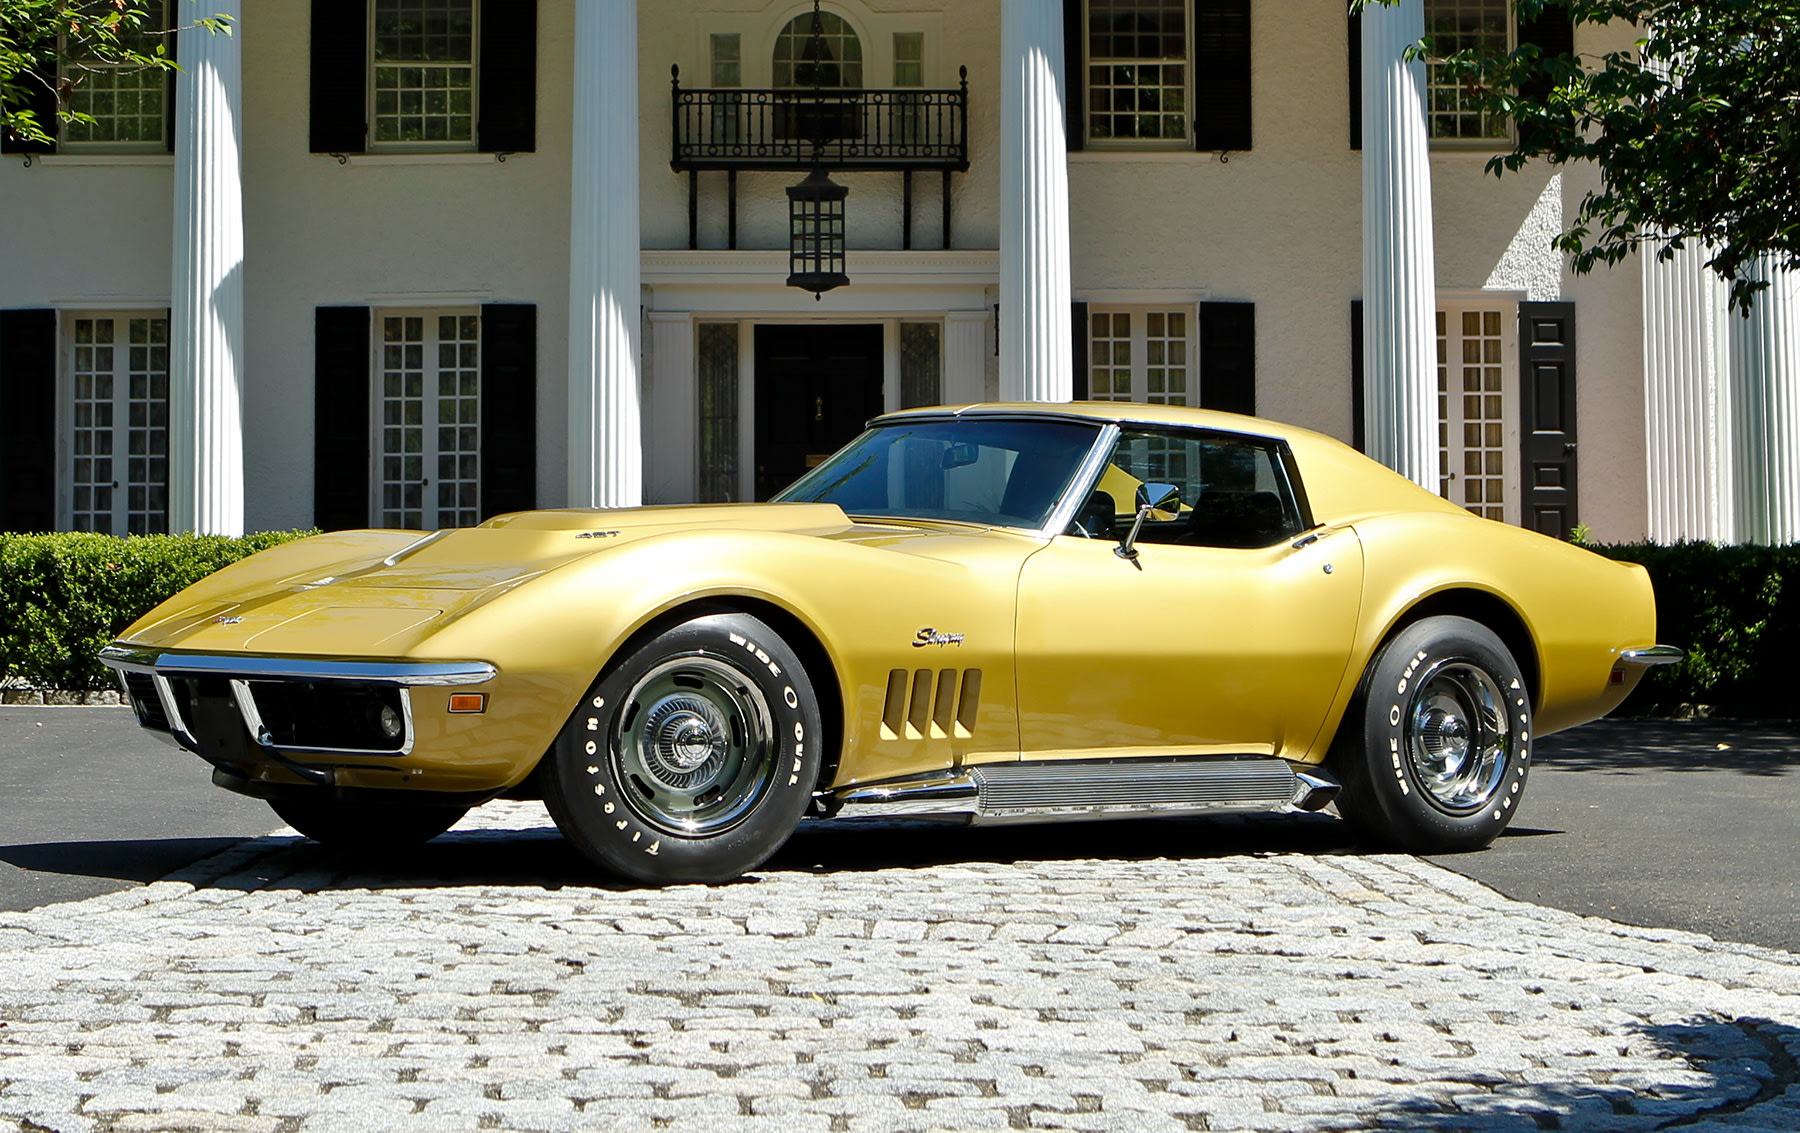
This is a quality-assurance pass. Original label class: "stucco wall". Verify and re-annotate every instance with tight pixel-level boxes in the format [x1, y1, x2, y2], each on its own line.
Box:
[0, 0, 1653, 538]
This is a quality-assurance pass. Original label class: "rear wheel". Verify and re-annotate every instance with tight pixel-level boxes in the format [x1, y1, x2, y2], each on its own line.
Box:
[543, 612, 823, 884]
[269, 796, 468, 849]
[1331, 616, 1531, 852]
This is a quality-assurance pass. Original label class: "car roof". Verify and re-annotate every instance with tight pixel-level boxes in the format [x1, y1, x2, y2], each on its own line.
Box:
[873, 401, 1333, 445]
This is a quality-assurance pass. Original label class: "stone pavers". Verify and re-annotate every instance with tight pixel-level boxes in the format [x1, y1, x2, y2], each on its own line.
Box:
[1, 802, 1797, 1133]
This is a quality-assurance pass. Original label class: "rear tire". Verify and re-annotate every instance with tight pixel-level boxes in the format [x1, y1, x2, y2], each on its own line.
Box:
[543, 612, 823, 884]
[270, 796, 468, 849]
[1331, 615, 1531, 853]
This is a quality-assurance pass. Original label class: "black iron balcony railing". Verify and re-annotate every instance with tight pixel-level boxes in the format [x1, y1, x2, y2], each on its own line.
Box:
[671, 66, 970, 173]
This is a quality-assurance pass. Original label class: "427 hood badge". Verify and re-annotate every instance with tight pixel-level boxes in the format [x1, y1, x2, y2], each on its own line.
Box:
[913, 627, 965, 648]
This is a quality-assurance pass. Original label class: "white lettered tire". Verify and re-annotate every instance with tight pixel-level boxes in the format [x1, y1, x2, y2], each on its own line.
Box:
[543, 613, 823, 884]
[1331, 615, 1532, 852]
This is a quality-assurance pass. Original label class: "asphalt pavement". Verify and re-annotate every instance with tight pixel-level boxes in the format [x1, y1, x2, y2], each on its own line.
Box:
[1, 706, 1795, 952]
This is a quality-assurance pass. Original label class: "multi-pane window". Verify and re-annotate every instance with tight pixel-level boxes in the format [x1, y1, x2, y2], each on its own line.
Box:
[60, 0, 167, 147]
[1085, 0, 1190, 145]
[900, 322, 942, 409]
[1425, 0, 1511, 141]
[1436, 307, 1511, 522]
[371, 0, 476, 147]
[378, 313, 480, 530]
[697, 323, 739, 504]
[773, 11, 863, 89]
[69, 316, 168, 534]
[893, 33, 924, 87]
[710, 34, 742, 86]
[1088, 309, 1191, 404]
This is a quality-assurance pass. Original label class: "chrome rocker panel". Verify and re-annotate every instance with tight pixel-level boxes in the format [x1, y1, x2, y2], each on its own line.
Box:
[830, 756, 1341, 825]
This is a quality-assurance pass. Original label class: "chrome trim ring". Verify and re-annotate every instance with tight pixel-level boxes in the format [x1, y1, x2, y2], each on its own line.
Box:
[612, 654, 778, 837]
[100, 647, 495, 687]
[1404, 660, 1513, 814]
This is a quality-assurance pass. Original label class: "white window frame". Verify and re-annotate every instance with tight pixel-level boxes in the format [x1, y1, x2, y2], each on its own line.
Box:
[56, 0, 170, 153]
[1082, 0, 1195, 151]
[693, 7, 938, 92]
[369, 308, 483, 530]
[58, 310, 171, 535]
[1435, 295, 1521, 525]
[367, 0, 481, 153]
[1423, 0, 1516, 149]
[1085, 304, 1197, 405]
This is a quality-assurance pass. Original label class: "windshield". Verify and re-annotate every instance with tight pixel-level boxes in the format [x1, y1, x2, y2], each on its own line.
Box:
[774, 417, 1104, 530]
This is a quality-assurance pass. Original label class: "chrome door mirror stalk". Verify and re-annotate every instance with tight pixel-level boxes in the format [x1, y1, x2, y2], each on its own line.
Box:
[1115, 505, 1151, 569]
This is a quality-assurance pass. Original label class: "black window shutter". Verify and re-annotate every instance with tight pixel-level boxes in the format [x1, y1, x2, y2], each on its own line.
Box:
[0, 310, 59, 531]
[2, 60, 59, 155]
[310, 0, 368, 154]
[1193, 0, 1252, 153]
[314, 306, 371, 530]
[1516, 4, 1574, 150]
[1350, 300, 1365, 452]
[1063, 0, 1085, 152]
[477, 0, 536, 153]
[480, 303, 536, 520]
[1199, 301, 1255, 415]
[1519, 301, 1578, 538]
[1347, 10, 1362, 151]
[1071, 302, 1089, 399]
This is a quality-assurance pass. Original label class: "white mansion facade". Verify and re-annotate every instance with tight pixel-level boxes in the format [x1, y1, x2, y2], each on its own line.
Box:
[2, 0, 1795, 545]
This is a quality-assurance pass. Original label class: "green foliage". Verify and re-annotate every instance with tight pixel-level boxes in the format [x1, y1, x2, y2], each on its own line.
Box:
[1, 0, 232, 148]
[0, 530, 313, 691]
[1359, 0, 1800, 314]
[1590, 541, 1800, 716]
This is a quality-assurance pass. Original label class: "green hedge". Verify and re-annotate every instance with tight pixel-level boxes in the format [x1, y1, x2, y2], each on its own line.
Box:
[0, 531, 315, 692]
[1588, 541, 1798, 717]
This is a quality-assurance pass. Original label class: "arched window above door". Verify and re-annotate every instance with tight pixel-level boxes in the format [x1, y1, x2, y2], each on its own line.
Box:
[772, 10, 864, 89]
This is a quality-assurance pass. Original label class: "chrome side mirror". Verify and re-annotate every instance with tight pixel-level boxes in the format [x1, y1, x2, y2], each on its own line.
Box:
[1116, 482, 1179, 569]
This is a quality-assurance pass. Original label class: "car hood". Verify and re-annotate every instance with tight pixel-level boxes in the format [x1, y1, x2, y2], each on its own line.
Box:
[119, 503, 1015, 656]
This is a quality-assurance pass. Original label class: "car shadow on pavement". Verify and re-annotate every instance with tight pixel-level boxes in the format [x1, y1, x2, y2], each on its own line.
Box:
[1538, 718, 1799, 776]
[1364, 1014, 1799, 1132]
[0, 836, 249, 884]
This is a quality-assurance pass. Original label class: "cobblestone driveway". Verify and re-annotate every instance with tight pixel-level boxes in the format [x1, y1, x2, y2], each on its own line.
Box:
[1, 803, 1796, 1133]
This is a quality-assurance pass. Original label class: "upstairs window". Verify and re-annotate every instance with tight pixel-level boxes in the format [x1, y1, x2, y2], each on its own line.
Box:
[1424, 0, 1511, 142]
[59, 0, 169, 151]
[773, 10, 863, 89]
[371, 0, 476, 148]
[1085, 0, 1190, 147]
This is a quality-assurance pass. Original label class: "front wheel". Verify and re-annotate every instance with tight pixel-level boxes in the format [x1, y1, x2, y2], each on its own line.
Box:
[1331, 615, 1532, 853]
[543, 612, 823, 884]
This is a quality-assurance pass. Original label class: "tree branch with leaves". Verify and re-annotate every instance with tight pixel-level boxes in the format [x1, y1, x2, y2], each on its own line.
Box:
[1356, 0, 1800, 313]
[2, 0, 232, 148]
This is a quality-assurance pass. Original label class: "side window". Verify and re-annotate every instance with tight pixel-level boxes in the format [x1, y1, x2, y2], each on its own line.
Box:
[1071, 429, 1305, 549]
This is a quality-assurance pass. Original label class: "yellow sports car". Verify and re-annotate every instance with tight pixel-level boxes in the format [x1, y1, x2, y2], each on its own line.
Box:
[102, 404, 1679, 883]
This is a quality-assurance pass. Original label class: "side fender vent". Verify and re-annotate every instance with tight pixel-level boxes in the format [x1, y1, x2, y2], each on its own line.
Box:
[881, 667, 981, 741]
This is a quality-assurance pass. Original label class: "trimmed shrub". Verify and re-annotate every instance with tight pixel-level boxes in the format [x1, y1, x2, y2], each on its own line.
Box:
[0, 530, 315, 691]
[1588, 541, 1799, 717]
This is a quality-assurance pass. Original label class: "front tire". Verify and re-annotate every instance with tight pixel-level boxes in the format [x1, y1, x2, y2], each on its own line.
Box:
[543, 613, 823, 884]
[1331, 615, 1531, 853]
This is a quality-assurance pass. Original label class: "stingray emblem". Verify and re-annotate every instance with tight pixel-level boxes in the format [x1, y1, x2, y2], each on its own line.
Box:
[575, 530, 620, 540]
[913, 627, 965, 648]
[214, 615, 243, 625]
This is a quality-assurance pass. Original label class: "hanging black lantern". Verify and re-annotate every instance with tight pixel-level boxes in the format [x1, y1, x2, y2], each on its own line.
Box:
[786, 167, 849, 295]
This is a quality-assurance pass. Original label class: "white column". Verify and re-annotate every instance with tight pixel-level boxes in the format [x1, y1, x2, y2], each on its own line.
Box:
[169, 0, 244, 536]
[646, 311, 695, 504]
[1360, 0, 1437, 487]
[1641, 241, 1732, 543]
[999, 0, 1071, 402]
[1729, 259, 1800, 545]
[943, 310, 990, 405]
[568, 0, 642, 509]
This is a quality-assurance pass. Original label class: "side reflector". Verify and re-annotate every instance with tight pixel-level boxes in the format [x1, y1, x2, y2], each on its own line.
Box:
[449, 693, 487, 713]
[1609, 667, 1625, 685]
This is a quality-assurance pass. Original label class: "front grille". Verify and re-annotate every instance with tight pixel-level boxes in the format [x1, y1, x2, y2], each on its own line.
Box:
[123, 673, 171, 732]
[242, 680, 407, 753]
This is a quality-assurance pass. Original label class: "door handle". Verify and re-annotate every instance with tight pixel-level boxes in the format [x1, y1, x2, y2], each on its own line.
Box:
[814, 396, 824, 421]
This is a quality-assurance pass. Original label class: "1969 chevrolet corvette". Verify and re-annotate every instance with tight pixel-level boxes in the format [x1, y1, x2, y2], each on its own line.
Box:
[102, 404, 1679, 883]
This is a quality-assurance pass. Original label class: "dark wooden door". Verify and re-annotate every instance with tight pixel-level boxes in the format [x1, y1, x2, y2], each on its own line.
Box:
[1519, 302, 1578, 538]
[754, 324, 885, 499]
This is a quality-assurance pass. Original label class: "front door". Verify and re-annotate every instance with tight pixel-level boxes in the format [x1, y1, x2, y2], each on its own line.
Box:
[754, 324, 885, 499]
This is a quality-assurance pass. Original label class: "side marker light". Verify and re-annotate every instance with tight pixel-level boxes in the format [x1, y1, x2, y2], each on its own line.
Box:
[449, 693, 487, 714]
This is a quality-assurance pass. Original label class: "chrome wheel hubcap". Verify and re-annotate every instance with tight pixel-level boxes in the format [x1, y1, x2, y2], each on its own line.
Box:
[1405, 661, 1511, 813]
[611, 654, 776, 836]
